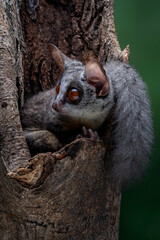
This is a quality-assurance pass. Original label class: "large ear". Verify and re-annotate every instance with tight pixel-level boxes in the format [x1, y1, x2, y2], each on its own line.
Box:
[48, 44, 71, 72]
[85, 61, 110, 97]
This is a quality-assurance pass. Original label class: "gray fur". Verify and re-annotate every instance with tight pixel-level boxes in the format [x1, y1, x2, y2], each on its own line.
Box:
[105, 61, 153, 187]
[21, 50, 153, 188]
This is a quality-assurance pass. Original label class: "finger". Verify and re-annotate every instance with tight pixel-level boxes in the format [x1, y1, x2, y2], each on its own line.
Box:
[88, 129, 95, 140]
[82, 126, 88, 137]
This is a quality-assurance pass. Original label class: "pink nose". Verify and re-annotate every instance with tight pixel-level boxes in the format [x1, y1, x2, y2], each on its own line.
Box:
[52, 100, 63, 112]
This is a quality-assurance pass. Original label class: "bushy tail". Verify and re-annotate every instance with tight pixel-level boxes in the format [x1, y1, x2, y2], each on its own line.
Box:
[107, 61, 153, 188]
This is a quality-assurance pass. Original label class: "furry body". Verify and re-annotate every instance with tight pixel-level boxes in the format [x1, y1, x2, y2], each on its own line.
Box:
[21, 46, 153, 187]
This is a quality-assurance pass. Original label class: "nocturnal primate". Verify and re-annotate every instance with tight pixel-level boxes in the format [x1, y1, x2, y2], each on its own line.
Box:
[20, 44, 153, 187]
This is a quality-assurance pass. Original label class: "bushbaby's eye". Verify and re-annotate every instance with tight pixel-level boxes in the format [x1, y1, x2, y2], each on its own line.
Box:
[68, 88, 80, 102]
[56, 85, 60, 95]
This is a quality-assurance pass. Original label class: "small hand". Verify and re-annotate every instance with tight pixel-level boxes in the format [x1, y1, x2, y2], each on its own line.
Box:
[77, 126, 100, 140]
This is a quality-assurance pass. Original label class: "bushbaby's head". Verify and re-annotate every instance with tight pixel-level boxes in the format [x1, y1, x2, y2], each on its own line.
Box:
[49, 44, 114, 130]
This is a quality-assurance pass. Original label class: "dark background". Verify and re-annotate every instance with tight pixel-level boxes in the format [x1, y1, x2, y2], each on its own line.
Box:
[114, 0, 160, 239]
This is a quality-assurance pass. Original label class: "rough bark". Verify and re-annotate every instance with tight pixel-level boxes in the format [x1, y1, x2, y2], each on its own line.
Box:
[0, 0, 128, 239]
[0, 0, 30, 172]
[21, 0, 128, 97]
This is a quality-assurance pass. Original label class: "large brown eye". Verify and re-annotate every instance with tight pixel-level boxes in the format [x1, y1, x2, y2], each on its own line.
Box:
[56, 85, 60, 95]
[68, 88, 80, 102]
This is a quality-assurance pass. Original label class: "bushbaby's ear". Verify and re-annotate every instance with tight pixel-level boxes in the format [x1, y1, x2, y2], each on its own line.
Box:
[85, 61, 110, 96]
[48, 44, 71, 71]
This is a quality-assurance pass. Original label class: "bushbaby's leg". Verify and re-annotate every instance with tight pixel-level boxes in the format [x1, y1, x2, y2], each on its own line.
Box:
[23, 129, 62, 155]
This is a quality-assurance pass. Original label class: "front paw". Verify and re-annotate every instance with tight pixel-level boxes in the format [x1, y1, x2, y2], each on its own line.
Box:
[77, 126, 100, 140]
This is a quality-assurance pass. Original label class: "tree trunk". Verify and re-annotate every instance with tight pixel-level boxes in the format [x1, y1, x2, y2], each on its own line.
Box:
[0, 0, 128, 239]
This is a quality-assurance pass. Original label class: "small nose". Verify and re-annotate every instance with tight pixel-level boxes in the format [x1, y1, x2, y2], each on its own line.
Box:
[52, 100, 64, 112]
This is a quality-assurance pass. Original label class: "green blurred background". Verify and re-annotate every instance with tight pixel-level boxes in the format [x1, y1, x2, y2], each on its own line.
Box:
[114, 0, 160, 239]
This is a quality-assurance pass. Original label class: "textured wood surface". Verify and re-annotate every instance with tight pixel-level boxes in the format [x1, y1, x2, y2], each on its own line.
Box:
[0, 0, 30, 172]
[0, 0, 125, 239]
[21, 0, 123, 97]
[1, 139, 121, 239]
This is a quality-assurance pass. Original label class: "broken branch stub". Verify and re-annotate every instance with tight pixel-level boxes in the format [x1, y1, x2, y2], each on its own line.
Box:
[6, 139, 120, 239]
